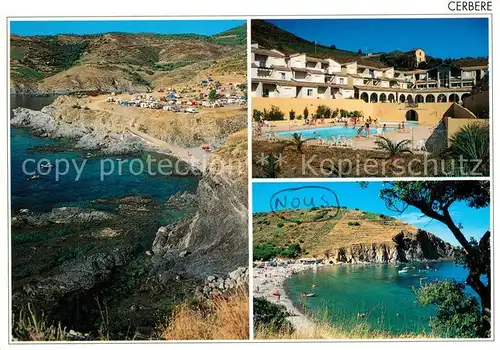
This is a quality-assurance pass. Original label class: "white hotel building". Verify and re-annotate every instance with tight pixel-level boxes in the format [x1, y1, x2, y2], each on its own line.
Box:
[250, 44, 488, 104]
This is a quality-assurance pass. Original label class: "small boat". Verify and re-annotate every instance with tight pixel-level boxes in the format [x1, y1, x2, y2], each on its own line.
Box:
[26, 175, 41, 181]
[305, 293, 315, 298]
[41, 162, 54, 168]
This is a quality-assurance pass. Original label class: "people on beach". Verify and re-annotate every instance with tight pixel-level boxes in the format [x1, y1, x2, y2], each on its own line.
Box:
[382, 123, 387, 132]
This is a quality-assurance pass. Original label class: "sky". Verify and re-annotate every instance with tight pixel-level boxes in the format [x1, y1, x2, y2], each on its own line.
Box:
[266, 18, 489, 58]
[10, 20, 245, 36]
[252, 181, 490, 246]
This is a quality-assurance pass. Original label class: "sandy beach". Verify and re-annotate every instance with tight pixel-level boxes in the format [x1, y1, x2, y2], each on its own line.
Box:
[253, 264, 321, 335]
[126, 127, 210, 172]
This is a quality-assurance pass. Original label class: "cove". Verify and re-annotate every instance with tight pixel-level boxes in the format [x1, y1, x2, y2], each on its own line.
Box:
[284, 261, 478, 335]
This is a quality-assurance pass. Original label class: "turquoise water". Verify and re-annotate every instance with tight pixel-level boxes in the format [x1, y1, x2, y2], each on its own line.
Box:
[10, 96, 198, 213]
[284, 261, 477, 335]
[278, 122, 419, 140]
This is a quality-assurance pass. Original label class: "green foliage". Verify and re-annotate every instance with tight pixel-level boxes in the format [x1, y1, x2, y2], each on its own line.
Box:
[277, 222, 284, 228]
[253, 242, 302, 261]
[153, 61, 193, 71]
[10, 46, 26, 60]
[208, 89, 219, 101]
[261, 106, 284, 121]
[303, 107, 309, 119]
[13, 66, 44, 80]
[253, 297, 293, 333]
[289, 109, 296, 120]
[416, 280, 484, 338]
[316, 105, 331, 118]
[284, 133, 314, 154]
[347, 221, 360, 226]
[40, 38, 88, 69]
[449, 123, 489, 176]
[379, 181, 491, 336]
[253, 109, 263, 122]
[374, 136, 413, 159]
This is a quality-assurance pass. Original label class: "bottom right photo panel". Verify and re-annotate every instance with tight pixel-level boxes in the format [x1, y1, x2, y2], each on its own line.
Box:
[252, 180, 491, 340]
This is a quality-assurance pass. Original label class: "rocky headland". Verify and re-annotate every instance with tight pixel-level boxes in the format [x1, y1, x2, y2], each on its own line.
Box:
[253, 208, 455, 264]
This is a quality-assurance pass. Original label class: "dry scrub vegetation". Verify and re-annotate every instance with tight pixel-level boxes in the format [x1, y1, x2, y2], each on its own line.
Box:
[159, 286, 249, 340]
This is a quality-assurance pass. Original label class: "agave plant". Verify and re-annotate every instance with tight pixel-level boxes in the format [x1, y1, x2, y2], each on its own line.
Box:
[449, 123, 489, 175]
[285, 133, 314, 154]
[374, 136, 413, 160]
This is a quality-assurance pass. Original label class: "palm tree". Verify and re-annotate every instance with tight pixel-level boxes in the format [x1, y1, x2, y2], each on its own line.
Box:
[285, 133, 314, 154]
[374, 136, 413, 159]
[449, 123, 489, 175]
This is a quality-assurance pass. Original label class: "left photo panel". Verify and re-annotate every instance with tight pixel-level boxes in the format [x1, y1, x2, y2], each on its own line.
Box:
[9, 19, 249, 341]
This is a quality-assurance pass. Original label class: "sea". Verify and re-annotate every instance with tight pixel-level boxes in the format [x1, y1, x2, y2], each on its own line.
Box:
[10, 94, 199, 214]
[285, 261, 479, 335]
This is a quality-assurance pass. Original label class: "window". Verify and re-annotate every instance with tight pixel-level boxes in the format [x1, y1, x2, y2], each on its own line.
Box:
[307, 89, 313, 96]
[339, 77, 344, 84]
[259, 61, 266, 68]
[280, 73, 286, 80]
[263, 88, 269, 97]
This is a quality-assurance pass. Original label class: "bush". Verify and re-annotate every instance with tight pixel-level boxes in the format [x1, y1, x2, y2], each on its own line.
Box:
[277, 223, 284, 228]
[253, 109, 263, 122]
[316, 105, 332, 118]
[289, 109, 296, 120]
[253, 242, 302, 260]
[209, 89, 218, 101]
[303, 107, 309, 119]
[253, 297, 293, 334]
[262, 106, 284, 121]
[415, 280, 484, 338]
[347, 221, 360, 226]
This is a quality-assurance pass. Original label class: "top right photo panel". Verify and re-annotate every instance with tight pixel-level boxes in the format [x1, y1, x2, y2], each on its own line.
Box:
[251, 18, 490, 178]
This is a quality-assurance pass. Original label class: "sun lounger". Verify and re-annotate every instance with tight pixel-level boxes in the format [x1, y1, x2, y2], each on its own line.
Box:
[338, 135, 348, 147]
[329, 136, 337, 147]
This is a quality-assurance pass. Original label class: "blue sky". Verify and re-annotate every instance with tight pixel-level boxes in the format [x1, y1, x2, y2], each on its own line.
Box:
[252, 181, 490, 246]
[10, 20, 245, 36]
[266, 18, 489, 58]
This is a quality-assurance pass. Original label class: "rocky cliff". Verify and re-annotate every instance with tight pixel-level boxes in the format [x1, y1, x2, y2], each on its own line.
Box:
[151, 130, 248, 281]
[253, 208, 455, 264]
[330, 229, 455, 264]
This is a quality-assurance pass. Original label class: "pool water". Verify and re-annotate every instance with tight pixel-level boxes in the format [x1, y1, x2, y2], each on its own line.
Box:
[277, 122, 419, 140]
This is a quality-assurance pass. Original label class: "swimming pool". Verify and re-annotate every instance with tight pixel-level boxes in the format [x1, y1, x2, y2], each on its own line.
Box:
[277, 122, 418, 140]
